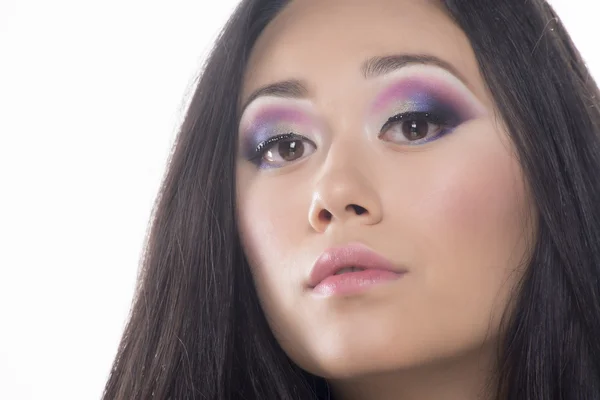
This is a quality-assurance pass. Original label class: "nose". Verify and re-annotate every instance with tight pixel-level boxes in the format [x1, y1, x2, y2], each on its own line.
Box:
[308, 148, 383, 233]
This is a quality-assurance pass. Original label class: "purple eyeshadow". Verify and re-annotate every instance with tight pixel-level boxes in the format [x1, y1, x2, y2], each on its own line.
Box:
[239, 76, 481, 167]
[371, 78, 477, 122]
[240, 107, 311, 160]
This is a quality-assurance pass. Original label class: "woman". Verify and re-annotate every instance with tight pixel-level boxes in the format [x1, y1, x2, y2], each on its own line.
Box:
[103, 0, 600, 398]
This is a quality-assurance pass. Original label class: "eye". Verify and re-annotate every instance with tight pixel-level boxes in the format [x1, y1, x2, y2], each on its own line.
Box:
[378, 111, 453, 145]
[253, 133, 316, 168]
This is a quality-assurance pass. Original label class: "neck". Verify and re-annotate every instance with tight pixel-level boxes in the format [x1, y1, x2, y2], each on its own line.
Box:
[328, 343, 498, 400]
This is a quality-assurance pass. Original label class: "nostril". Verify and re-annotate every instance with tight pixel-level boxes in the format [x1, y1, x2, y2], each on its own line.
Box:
[347, 204, 367, 215]
[319, 209, 333, 221]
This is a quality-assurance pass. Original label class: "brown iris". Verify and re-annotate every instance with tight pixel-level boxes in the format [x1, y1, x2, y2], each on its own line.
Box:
[266, 139, 305, 162]
[402, 119, 429, 140]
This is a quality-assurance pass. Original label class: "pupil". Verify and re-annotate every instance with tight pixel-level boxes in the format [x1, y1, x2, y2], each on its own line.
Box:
[279, 139, 304, 161]
[402, 119, 428, 140]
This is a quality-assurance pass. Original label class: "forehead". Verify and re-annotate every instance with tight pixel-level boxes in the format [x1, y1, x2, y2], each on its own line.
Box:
[241, 0, 489, 105]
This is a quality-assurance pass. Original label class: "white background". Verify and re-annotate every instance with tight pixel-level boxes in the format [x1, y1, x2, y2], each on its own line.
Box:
[0, 1, 598, 399]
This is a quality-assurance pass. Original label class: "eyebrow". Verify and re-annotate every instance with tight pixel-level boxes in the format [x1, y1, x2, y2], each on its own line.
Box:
[240, 54, 470, 116]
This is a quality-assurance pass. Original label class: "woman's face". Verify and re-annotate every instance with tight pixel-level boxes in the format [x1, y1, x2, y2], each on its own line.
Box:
[236, 0, 535, 379]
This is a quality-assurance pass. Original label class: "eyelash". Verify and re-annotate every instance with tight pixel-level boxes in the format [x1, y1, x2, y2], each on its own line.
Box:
[378, 110, 455, 145]
[254, 132, 303, 155]
[251, 110, 456, 167]
[249, 132, 315, 167]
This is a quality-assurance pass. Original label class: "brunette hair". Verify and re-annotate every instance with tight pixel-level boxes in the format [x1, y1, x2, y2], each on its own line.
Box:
[102, 0, 600, 398]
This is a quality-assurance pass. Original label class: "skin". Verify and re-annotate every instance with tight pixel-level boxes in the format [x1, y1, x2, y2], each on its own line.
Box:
[235, 0, 536, 399]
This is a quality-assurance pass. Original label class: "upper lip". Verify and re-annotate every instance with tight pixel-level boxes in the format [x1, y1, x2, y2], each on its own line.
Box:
[307, 242, 406, 288]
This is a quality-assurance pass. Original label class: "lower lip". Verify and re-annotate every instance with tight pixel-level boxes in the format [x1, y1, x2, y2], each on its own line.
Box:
[312, 269, 404, 296]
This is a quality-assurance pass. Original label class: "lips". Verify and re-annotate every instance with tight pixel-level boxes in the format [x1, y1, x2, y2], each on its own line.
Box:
[307, 242, 406, 289]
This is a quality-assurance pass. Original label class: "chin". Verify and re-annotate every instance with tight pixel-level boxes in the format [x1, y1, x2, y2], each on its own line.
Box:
[288, 334, 427, 379]
[284, 329, 493, 381]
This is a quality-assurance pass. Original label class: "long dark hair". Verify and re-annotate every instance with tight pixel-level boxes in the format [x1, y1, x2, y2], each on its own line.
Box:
[102, 0, 600, 398]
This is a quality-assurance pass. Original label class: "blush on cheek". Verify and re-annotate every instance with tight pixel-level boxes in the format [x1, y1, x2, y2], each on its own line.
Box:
[408, 144, 531, 336]
[432, 165, 505, 230]
[420, 130, 527, 241]
[406, 140, 532, 298]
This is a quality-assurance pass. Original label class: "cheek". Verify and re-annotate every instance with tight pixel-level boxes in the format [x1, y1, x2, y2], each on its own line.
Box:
[393, 122, 534, 335]
[422, 147, 528, 254]
[439, 135, 529, 256]
[236, 167, 310, 297]
[236, 169, 319, 344]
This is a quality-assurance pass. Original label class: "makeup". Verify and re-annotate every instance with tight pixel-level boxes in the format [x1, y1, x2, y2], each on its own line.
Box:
[238, 65, 486, 168]
[308, 242, 407, 297]
[367, 65, 486, 145]
[239, 99, 318, 168]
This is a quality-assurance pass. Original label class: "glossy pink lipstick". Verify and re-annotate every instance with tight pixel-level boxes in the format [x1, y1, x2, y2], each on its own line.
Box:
[308, 243, 406, 296]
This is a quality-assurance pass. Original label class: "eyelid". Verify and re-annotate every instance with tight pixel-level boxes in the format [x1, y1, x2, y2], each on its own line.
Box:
[368, 67, 486, 119]
[238, 97, 317, 133]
